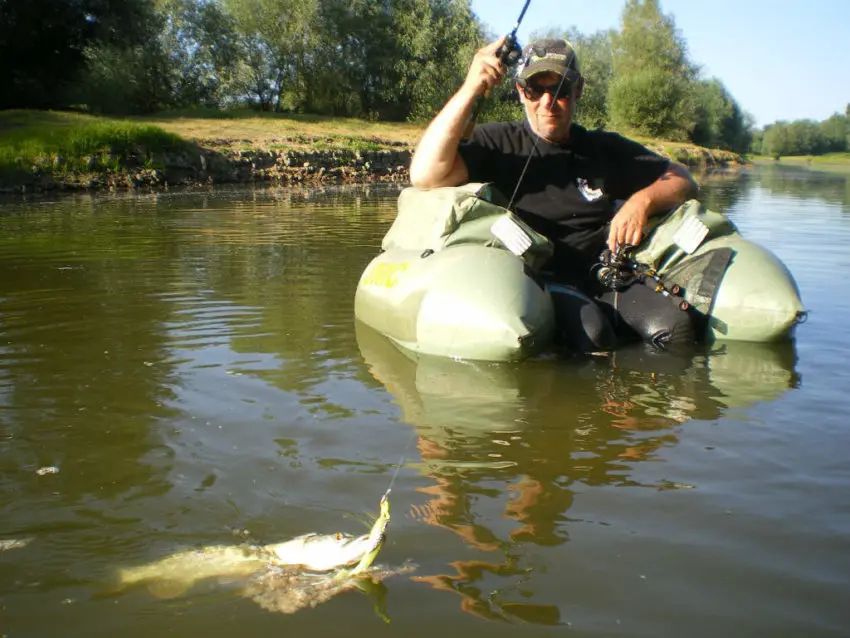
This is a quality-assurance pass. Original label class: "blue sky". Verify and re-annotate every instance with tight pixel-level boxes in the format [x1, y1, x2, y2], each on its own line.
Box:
[469, 0, 850, 128]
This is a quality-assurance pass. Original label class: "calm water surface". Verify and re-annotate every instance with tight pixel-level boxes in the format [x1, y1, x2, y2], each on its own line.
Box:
[1, 166, 849, 637]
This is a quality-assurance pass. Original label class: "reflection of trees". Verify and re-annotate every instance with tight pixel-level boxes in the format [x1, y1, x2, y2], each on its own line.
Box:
[0, 184, 403, 509]
[166, 185, 402, 416]
[357, 322, 799, 622]
[696, 168, 752, 212]
[693, 164, 850, 216]
[753, 163, 850, 209]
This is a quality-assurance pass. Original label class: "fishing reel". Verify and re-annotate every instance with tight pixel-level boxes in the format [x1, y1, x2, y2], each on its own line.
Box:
[497, 33, 523, 67]
[594, 245, 637, 291]
[497, 0, 531, 67]
[594, 246, 689, 310]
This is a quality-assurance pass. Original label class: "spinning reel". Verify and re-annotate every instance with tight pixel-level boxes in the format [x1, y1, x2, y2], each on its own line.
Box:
[594, 246, 690, 311]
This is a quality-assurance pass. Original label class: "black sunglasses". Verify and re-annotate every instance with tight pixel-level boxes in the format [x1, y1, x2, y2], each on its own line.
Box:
[521, 81, 573, 101]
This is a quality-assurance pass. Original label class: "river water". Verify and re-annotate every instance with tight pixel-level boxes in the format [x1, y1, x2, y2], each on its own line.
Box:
[1, 165, 849, 637]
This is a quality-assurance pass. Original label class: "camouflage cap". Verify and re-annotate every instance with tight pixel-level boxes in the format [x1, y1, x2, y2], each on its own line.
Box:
[516, 38, 581, 85]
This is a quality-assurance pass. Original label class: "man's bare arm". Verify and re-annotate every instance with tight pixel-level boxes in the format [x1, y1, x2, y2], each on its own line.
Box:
[409, 38, 506, 190]
[608, 162, 699, 251]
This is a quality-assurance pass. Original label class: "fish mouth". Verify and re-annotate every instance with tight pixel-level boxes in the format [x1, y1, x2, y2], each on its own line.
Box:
[265, 491, 391, 574]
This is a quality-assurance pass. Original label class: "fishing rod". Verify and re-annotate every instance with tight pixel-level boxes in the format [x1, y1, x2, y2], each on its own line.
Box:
[462, 0, 532, 140]
[380, 1, 533, 495]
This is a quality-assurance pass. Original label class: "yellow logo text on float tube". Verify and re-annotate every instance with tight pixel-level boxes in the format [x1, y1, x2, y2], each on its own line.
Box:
[361, 262, 410, 288]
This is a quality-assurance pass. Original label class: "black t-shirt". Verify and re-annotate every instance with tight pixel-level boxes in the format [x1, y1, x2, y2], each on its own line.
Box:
[458, 121, 668, 281]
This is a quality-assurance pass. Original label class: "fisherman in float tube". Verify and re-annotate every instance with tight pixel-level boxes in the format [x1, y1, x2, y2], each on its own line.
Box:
[409, 35, 700, 351]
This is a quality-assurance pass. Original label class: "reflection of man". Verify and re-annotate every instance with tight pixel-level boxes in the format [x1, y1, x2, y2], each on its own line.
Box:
[357, 321, 758, 621]
[410, 37, 699, 350]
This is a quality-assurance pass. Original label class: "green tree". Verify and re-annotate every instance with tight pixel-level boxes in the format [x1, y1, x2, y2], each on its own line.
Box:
[79, 0, 247, 113]
[0, 0, 161, 109]
[760, 120, 826, 157]
[690, 79, 727, 147]
[846, 104, 850, 149]
[750, 128, 764, 155]
[223, 0, 318, 111]
[788, 120, 827, 155]
[564, 28, 615, 129]
[819, 113, 847, 153]
[690, 79, 751, 153]
[161, 0, 245, 107]
[79, 40, 175, 114]
[607, 0, 697, 140]
[758, 108, 850, 158]
[307, 0, 481, 120]
[406, 0, 482, 121]
[762, 122, 790, 159]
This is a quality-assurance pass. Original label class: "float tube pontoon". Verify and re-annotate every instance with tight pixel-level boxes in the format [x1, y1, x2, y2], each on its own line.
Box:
[354, 184, 804, 361]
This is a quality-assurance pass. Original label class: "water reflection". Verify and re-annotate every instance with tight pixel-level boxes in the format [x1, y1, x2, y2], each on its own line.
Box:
[696, 164, 850, 214]
[0, 186, 405, 618]
[696, 168, 751, 212]
[746, 163, 850, 210]
[2, 175, 840, 635]
[356, 321, 800, 621]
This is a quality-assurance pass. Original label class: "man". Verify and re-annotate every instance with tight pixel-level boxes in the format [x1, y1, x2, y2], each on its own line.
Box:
[409, 37, 699, 350]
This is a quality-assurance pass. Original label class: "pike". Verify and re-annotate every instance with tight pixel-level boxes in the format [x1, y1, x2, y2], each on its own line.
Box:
[117, 490, 392, 601]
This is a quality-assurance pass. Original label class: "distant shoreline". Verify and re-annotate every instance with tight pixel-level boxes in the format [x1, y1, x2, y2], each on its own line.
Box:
[1, 109, 748, 195]
[751, 155, 850, 175]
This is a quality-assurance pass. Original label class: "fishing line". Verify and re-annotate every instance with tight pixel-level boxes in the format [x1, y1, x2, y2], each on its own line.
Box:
[384, 423, 418, 494]
[507, 69, 572, 211]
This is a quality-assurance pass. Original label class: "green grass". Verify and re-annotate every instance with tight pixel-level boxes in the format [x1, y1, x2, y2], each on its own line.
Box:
[312, 135, 386, 153]
[150, 106, 336, 123]
[141, 106, 424, 147]
[751, 153, 850, 174]
[0, 110, 189, 176]
[779, 153, 850, 165]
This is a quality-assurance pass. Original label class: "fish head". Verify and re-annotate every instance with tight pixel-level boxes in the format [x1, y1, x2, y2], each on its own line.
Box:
[265, 490, 392, 574]
[266, 532, 374, 571]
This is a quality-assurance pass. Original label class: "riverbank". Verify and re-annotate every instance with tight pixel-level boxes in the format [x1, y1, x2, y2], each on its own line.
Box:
[0, 109, 747, 195]
[751, 153, 850, 174]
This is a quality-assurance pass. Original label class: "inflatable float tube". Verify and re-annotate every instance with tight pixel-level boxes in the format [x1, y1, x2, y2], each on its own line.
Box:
[354, 184, 804, 361]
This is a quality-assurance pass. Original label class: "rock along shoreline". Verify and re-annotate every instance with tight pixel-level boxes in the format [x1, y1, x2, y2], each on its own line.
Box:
[1, 139, 745, 196]
[1, 145, 414, 195]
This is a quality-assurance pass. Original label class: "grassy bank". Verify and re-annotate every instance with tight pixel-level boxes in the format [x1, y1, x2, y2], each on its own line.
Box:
[0, 110, 191, 175]
[141, 108, 424, 151]
[1, 108, 747, 193]
[751, 153, 850, 174]
[142, 110, 747, 168]
[629, 135, 745, 168]
[752, 153, 850, 165]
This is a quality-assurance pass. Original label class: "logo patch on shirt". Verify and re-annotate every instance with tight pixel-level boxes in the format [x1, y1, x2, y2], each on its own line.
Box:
[576, 178, 604, 202]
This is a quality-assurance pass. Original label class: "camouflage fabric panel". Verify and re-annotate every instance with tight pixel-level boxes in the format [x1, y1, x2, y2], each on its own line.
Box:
[663, 248, 734, 316]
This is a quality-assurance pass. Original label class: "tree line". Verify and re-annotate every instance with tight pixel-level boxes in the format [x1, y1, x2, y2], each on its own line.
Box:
[542, 0, 753, 152]
[0, 0, 480, 122]
[1, 0, 752, 152]
[751, 106, 850, 158]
